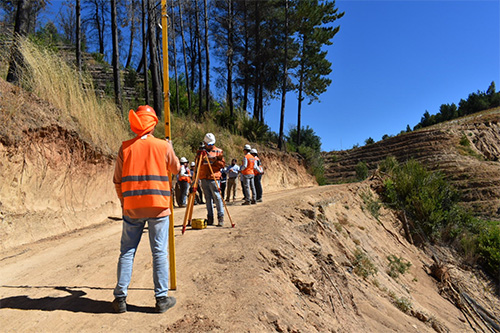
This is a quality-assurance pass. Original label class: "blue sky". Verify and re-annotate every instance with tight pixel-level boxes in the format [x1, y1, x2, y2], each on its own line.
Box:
[267, 0, 500, 152]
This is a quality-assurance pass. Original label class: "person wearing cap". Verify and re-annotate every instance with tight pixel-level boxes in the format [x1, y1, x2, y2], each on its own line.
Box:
[112, 105, 180, 314]
[197, 133, 226, 226]
[177, 157, 191, 207]
[241, 144, 257, 205]
[251, 148, 264, 202]
[225, 159, 240, 202]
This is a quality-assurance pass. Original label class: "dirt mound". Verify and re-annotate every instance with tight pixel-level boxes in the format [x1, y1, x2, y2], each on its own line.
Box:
[323, 108, 500, 218]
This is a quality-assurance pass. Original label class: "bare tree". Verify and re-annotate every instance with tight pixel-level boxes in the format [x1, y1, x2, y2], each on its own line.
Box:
[278, 0, 289, 150]
[170, 0, 180, 113]
[203, 0, 210, 112]
[111, 0, 123, 112]
[177, 0, 191, 110]
[148, 0, 162, 118]
[124, 0, 138, 69]
[141, 0, 150, 104]
[194, 0, 203, 116]
[76, 0, 82, 72]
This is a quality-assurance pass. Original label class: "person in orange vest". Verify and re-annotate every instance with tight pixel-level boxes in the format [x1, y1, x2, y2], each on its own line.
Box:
[251, 148, 264, 202]
[177, 157, 191, 207]
[197, 133, 226, 226]
[241, 144, 257, 205]
[112, 105, 180, 314]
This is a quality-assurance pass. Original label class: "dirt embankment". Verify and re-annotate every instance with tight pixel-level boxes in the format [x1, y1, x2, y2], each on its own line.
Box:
[0, 78, 315, 251]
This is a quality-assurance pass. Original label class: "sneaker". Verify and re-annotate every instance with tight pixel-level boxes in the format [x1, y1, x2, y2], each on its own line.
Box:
[251, 200, 256, 204]
[242, 201, 251, 205]
[217, 215, 224, 227]
[112, 297, 127, 313]
[207, 217, 214, 225]
[257, 199, 262, 202]
[155, 296, 176, 313]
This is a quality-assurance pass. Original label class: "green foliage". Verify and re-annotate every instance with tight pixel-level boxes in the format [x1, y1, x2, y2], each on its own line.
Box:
[124, 68, 137, 88]
[365, 137, 374, 145]
[414, 82, 500, 130]
[387, 255, 412, 279]
[459, 134, 470, 147]
[392, 295, 413, 313]
[360, 189, 381, 220]
[287, 125, 321, 153]
[353, 248, 378, 279]
[355, 161, 368, 180]
[477, 221, 500, 275]
[380, 156, 500, 280]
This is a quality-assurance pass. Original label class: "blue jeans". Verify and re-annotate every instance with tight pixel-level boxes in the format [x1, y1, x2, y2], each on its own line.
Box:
[201, 178, 224, 218]
[114, 215, 170, 298]
[242, 174, 256, 202]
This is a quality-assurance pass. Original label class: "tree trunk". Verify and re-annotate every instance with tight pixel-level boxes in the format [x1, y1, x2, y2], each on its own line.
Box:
[297, 58, 305, 147]
[253, 0, 261, 121]
[148, 0, 163, 118]
[194, 0, 203, 116]
[203, 0, 210, 113]
[242, 0, 249, 112]
[178, 0, 191, 111]
[171, 0, 180, 114]
[7, 0, 30, 84]
[125, 0, 136, 69]
[227, 0, 234, 117]
[141, 0, 150, 105]
[111, 0, 123, 113]
[278, 0, 288, 151]
[76, 0, 82, 72]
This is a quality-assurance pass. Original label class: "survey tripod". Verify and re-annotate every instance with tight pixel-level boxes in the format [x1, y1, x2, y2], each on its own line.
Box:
[182, 149, 235, 234]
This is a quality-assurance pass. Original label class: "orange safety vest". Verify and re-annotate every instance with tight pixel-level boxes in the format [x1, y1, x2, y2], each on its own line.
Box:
[179, 167, 191, 183]
[199, 146, 224, 180]
[241, 153, 255, 175]
[253, 156, 263, 175]
[121, 135, 171, 210]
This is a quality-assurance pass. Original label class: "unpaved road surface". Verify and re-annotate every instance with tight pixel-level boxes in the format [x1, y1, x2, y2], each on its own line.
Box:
[0, 184, 496, 332]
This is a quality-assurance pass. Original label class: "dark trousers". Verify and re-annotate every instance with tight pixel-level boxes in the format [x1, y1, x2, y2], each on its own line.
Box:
[254, 174, 263, 200]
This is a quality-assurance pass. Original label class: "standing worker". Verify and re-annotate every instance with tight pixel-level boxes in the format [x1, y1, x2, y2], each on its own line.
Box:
[241, 144, 257, 205]
[112, 105, 180, 314]
[251, 148, 264, 202]
[198, 133, 226, 226]
[225, 159, 240, 202]
[177, 157, 191, 207]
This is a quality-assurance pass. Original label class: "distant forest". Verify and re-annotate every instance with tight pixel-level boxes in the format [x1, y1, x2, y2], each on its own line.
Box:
[414, 81, 500, 130]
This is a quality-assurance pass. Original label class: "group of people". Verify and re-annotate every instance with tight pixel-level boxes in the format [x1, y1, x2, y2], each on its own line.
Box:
[111, 105, 265, 314]
[176, 140, 264, 211]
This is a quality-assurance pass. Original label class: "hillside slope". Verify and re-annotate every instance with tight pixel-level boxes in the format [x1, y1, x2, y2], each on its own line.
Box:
[1, 183, 499, 332]
[323, 108, 500, 218]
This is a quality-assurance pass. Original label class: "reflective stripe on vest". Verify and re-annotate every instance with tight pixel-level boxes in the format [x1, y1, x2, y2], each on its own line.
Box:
[121, 135, 171, 210]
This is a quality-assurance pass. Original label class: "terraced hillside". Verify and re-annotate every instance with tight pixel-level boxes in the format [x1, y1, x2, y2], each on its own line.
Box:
[322, 107, 500, 218]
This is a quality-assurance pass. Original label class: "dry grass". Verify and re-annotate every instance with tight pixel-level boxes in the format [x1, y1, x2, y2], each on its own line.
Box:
[18, 38, 128, 153]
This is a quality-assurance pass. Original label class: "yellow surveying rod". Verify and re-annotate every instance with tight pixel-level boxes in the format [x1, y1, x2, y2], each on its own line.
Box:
[161, 0, 176, 290]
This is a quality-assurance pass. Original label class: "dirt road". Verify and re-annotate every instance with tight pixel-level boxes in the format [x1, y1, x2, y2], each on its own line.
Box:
[0, 184, 494, 332]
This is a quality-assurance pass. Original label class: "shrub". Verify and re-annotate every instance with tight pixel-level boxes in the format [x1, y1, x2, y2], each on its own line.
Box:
[355, 161, 369, 180]
[387, 255, 412, 279]
[353, 248, 378, 279]
[360, 190, 381, 220]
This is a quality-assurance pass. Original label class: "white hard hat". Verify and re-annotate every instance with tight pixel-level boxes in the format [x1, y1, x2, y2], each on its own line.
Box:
[250, 148, 258, 154]
[244, 144, 252, 151]
[204, 133, 216, 145]
[180, 157, 188, 163]
[190, 161, 196, 167]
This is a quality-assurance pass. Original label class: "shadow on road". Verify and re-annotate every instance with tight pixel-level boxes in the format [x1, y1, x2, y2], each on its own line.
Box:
[0, 286, 156, 313]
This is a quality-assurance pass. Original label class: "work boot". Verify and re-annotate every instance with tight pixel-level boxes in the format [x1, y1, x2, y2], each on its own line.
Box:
[112, 297, 127, 313]
[242, 201, 251, 205]
[217, 215, 224, 227]
[207, 216, 214, 225]
[155, 296, 176, 313]
[251, 199, 256, 204]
